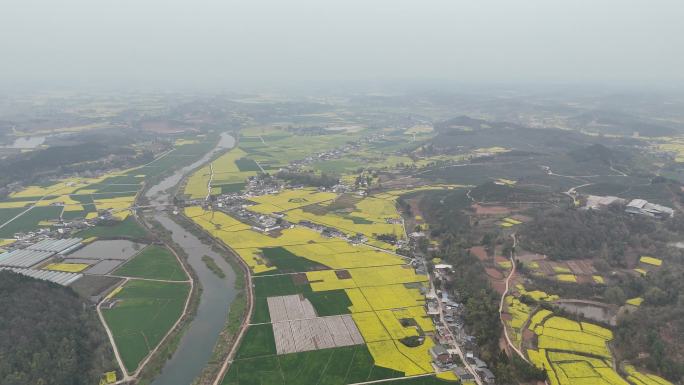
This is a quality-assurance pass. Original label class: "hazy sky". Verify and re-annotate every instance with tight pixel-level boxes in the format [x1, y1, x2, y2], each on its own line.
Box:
[1, 0, 683, 89]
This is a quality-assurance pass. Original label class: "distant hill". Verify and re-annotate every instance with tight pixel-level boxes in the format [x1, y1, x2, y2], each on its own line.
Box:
[0, 271, 115, 385]
[434, 115, 522, 132]
[568, 110, 679, 137]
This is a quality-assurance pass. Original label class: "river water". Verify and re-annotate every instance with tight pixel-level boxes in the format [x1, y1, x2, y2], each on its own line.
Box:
[146, 133, 238, 385]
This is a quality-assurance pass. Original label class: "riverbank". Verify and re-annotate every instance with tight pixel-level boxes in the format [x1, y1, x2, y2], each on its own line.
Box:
[168, 208, 251, 385]
[102, 132, 240, 385]
[142, 133, 240, 385]
[133, 215, 201, 385]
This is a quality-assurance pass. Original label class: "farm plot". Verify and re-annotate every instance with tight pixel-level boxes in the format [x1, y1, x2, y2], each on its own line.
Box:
[272, 315, 364, 354]
[0, 206, 63, 238]
[114, 245, 187, 281]
[102, 280, 190, 372]
[222, 344, 406, 385]
[266, 294, 363, 354]
[68, 239, 144, 261]
[188, 184, 441, 383]
[0, 168, 146, 226]
[624, 365, 673, 385]
[138, 137, 216, 179]
[247, 188, 337, 214]
[184, 148, 258, 199]
[76, 217, 149, 241]
[526, 311, 635, 385]
[185, 206, 406, 274]
[246, 262, 434, 377]
[268, 192, 406, 249]
[64, 239, 146, 275]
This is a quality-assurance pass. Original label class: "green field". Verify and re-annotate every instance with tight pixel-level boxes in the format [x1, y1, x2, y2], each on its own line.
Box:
[303, 289, 352, 316]
[222, 345, 407, 385]
[102, 280, 190, 372]
[251, 274, 352, 323]
[251, 274, 303, 323]
[0, 206, 63, 238]
[235, 324, 277, 359]
[235, 157, 262, 172]
[75, 175, 143, 194]
[76, 217, 149, 240]
[114, 245, 187, 281]
[62, 194, 97, 220]
[219, 182, 247, 194]
[137, 139, 217, 179]
[0, 207, 27, 226]
[258, 247, 327, 274]
[311, 159, 364, 174]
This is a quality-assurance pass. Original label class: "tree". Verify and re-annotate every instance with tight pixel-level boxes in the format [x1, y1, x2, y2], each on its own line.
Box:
[604, 286, 626, 305]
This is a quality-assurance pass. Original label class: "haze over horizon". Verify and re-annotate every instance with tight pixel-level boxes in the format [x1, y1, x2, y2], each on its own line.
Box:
[1, 0, 683, 90]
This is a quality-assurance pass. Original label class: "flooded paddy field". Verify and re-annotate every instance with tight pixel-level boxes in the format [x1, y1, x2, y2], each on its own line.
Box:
[68, 239, 145, 260]
[64, 239, 146, 275]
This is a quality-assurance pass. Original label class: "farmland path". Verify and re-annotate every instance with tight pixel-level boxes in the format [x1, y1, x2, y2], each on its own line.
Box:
[206, 163, 215, 201]
[498, 233, 528, 362]
[97, 278, 132, 382]
[346, 373, 433, 385]
[210, 239, 254, 385]
[129, 245, 194, 379]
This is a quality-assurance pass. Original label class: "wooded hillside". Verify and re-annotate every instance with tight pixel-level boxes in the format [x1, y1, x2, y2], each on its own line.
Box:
[0, 271, 115, 385]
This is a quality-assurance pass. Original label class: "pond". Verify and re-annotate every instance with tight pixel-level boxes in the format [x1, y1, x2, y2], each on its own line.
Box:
[7, 136, 47, 149]
[557, 301, 616, 325]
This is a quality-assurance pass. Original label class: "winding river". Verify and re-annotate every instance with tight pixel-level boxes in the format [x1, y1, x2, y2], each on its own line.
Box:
[145, 133, 238, 385]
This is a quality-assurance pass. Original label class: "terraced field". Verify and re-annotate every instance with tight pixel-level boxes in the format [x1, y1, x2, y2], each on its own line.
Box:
[502, 297, 674, 385]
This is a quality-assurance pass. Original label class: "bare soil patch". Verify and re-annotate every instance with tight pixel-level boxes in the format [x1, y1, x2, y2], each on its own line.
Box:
[335, 270, 352, 279]
[485, 267, 503, 279]
[472, 203, 511, 215]
[470, 246, 488, 261]
[291, 273, 309, 286]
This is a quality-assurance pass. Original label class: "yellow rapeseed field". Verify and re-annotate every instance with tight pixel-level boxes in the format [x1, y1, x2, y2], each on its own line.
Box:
[351, 312, 391, 342]
[44, 263, 90, 272]
[517, 285, 559, 301]
[184, 182, 443, 378]
[94, 196, 135, 220]
[624, 365, 673, 385]
[248, 189, 336, 213]
[527, 314, 630, 385]
[556, 274, 577, 282]
[361, 284, 425, 310]
[367, 340, 430, 376]
[345, 288, 373, 312]
[627, 297, 644, 307]
[639, 256, 662, 266]
[377, 310, 419, 339]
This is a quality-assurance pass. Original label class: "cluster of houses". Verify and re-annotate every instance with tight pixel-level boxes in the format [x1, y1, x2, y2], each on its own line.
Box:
[425, 283, 496, 383]
[407, 235, 495, 383]
[6, 209, 120, 248]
